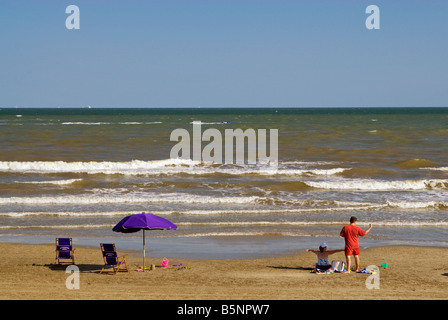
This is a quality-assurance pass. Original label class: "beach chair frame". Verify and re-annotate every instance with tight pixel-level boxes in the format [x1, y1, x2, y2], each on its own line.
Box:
[100, 243, 129, 274]
[55, 237, 75, 265]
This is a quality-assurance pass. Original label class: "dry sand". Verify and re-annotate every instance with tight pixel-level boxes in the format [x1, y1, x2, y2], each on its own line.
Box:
[0, 242, 447, 300]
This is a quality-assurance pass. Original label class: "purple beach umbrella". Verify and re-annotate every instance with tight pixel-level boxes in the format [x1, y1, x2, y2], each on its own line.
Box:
[113, 212, 177, 271]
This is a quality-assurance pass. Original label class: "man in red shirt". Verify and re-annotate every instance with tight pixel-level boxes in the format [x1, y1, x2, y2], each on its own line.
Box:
[340, 216, 373, 273]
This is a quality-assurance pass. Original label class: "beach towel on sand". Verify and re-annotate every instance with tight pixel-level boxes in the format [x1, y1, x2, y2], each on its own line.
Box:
[311, 268, 334, 274]
[358, 268, 376, 274]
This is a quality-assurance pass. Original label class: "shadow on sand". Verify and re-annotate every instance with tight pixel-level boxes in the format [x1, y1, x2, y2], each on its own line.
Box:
[267, 265, 313, 271]
[35, 263, 105, 274]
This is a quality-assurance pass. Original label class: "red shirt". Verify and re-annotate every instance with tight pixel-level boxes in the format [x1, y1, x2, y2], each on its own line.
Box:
[340, 224, 366, 249]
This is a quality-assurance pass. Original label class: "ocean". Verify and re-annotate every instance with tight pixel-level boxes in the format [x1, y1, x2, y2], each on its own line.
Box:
[0, 107, 447, 259]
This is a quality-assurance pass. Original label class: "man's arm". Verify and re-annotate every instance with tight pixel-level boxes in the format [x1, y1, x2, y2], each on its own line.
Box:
[328, 249, 344, 255]
[364, 224, 373, 235]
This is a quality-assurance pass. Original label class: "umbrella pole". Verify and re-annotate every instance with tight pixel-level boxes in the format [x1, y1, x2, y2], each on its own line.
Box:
[143, 229, 146, 272]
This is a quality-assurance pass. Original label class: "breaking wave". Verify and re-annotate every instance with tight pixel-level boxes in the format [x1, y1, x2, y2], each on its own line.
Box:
[425, 167, 448, 172]
[304, 179, 448, 191]
[16, 179, 83, 185]
[0, 159, 348, 176]
[61, 121, 162, 125]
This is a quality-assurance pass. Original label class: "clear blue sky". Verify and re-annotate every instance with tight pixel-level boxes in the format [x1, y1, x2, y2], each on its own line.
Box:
[0, 0, 447, 108]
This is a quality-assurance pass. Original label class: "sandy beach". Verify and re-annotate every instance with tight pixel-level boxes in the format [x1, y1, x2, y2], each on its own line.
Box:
[0, 242, 447, 300]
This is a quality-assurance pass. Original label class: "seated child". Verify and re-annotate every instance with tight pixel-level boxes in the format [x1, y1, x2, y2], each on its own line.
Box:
[306, 243, 344, 271]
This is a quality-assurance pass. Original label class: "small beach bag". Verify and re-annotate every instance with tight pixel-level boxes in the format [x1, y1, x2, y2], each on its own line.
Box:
[331, 260, 345, 272]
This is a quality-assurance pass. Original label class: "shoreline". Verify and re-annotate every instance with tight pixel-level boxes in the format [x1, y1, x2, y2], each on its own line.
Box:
[1, 242, 447, 300]
[1, 234, 447, 260]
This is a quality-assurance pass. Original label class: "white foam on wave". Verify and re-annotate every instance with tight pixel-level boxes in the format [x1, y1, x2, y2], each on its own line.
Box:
[218, 167, 346, 176]
[387, 201, 448, 209]
[175, 231, 309, 238]
[189, 121, 229, 125]
[424, 167, 448, 172]
[0, 159, 348, 176]
[119, 121, 162, 125]
[1, 198, 444, 218]
[180, 220, 448, 227]
[0, 224, 112, 230]
[0, 202, 382, 217]
[0, 159, 199, 174]
[1, 217, 447, 231]
[16, 179, 83, 185]
[281, 161, 342, 166]
[0, 211, 139, 217]
[0, 192, 385, 207]
[305, 179, 448, 191]
[62, 122, 111, 125]
[0, 193, 261, 206]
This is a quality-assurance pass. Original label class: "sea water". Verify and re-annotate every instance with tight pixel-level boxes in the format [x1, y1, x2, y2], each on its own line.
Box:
[0, 107, 447, 258]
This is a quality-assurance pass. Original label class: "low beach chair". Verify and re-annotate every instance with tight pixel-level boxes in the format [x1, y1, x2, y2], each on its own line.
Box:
[55, 237, 75, 265]
[100, 243, 129, 274]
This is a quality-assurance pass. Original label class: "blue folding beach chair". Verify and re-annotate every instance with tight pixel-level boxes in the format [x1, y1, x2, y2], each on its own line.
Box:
[55, 237, 75, 265]
[100, 243, 129, 274]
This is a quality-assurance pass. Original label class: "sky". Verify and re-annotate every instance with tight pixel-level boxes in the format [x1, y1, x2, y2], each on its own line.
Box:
[0, 0, 447, 108]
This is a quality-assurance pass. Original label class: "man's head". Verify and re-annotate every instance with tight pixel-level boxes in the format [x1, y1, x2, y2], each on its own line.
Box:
[350, 216, 358, 224]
